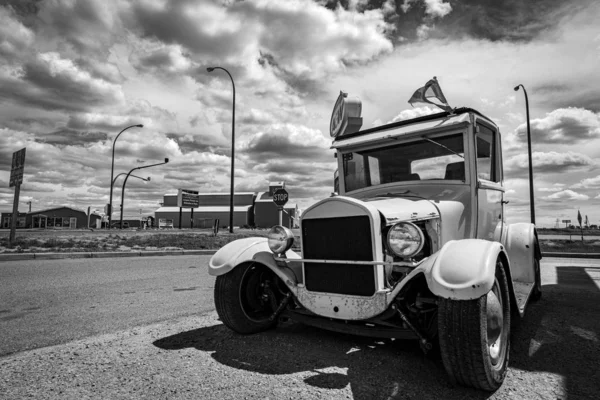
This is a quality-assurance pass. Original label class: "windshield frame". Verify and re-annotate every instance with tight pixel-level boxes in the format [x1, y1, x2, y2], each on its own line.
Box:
[338, 128, 470, 195]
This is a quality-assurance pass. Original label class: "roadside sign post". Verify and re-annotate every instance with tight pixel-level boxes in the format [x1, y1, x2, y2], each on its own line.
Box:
[9, 148, 26, 246]
[177, 189, 200, 229]
[273, 188, 289, 227]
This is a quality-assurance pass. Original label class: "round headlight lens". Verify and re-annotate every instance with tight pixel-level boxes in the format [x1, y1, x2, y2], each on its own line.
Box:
[267, 225, 295, 255]
[387, 222, 424, 258]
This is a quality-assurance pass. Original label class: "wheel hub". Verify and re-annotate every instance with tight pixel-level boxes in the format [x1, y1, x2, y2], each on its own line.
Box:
[486, 280, 504, 365]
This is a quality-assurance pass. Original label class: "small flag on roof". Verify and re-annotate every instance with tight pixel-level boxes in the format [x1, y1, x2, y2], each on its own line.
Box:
[408, 76, 452, 112]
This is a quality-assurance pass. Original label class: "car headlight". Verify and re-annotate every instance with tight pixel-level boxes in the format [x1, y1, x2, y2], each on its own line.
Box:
[386, 222, 424, 258]
[268, 225, 295, 255]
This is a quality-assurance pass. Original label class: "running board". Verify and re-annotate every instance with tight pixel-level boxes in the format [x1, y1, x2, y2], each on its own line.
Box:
[512, 281, 534, 316]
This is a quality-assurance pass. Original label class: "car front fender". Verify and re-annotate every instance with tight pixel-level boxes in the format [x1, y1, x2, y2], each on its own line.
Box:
[208, 237, 301, 288]
[426, 239, 506, 300]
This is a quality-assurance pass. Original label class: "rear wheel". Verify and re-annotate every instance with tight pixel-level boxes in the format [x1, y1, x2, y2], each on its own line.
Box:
[214, 263, 280, 334]
[438, 260, 511, 391]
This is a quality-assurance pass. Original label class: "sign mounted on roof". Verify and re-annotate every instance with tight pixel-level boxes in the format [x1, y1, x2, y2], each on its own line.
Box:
[177, 189, 200, 208]
[330, 91, 363, 138]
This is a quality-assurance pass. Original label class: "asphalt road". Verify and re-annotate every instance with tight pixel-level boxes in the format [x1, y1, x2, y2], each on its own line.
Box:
[0, 255, 214, 356]
[1, 256, 599, 399]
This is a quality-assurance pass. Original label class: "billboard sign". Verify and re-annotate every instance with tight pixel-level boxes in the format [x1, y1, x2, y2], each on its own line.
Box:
[9, 148, 26, 187]
[177, 189, 200, 208]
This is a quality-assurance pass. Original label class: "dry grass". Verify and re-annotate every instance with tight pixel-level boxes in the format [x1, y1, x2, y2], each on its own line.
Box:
[2, 229, 599, 254]
[0, 229, 273, 253]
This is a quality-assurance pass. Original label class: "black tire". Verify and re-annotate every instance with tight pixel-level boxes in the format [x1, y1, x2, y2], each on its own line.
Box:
[438, 260, 511, 391]
[531, 258, 542, 301]
[214, 263, 279, 334]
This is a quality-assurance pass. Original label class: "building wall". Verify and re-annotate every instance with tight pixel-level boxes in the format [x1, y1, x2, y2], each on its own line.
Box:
[155, 210, 251, 229]
[26, 207, 101, 229]
[1, 212, 27, 228]
[163, 193, 256, 207]
[254, 202, 296, 228]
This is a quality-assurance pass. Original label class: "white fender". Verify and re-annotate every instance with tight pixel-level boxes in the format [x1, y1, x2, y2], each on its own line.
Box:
[208, 237, 301, 288]
[504, 223, 536, 283]
[426, 239, 506, 300]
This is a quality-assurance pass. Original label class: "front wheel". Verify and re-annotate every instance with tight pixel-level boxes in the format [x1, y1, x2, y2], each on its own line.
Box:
[214, 263, 280, 334]
[438, 260, 511, 391]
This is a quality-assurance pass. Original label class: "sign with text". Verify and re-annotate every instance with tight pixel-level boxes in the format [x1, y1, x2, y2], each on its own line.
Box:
[177, 189, 200, 208]
[273, 188, 289, 207]
[329, 91, 363, 138]
[9, 148, 26, 187]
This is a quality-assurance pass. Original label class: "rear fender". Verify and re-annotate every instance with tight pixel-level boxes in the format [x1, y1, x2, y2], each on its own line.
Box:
[208, 237, 301, 289]
[426, 239, 509, 300]
[504, 223, 537, 283]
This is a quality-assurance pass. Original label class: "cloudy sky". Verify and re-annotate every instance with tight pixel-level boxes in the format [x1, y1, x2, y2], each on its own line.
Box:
[1, 0, 599, 227]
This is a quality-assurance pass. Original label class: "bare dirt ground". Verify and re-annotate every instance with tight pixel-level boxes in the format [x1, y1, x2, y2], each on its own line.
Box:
[1, 261, 599, 399]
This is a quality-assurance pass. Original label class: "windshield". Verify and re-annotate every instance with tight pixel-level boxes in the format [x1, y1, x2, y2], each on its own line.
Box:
[343, 133, 465, 192]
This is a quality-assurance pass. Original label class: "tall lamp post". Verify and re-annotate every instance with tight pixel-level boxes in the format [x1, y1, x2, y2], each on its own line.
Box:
[514, 84, 535, 225]
[207, 66, 235, 233]
[109, 124, 143, 229]
[119, 158, 169, 229]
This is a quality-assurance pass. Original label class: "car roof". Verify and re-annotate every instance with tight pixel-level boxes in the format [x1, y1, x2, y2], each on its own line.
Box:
[332, 107, 497, 150]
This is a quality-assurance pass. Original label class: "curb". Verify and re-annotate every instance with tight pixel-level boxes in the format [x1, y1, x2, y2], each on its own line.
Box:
[1, 250, 598, 262]
[541, 252, 600, 259]
[0, 249, 217, 262]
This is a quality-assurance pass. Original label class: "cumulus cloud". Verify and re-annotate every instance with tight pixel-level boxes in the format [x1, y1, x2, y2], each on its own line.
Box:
[388, 106, 440, 123]
[130, 0, 393, 92]
[0, 6, 35, 60]
[544, 189, 590, 201]
[401, 0, 452, 18]
[514, 107, 600, 144]
[239, 123, 331, 163]
[504, 151, 596, 177]
[538, 183, 566, 192]
[0, 52, 125, 112]
[130, 43, 193, 76]
[571, 175, 600, 189]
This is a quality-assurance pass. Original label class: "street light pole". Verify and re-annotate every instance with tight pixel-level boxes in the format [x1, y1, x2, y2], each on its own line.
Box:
[119, 158, 169, 229]
[112, 173, 151, 187]
[514, 84, 535, 225]
[109, 124, 143, 229]
[207, 66, 235, 233]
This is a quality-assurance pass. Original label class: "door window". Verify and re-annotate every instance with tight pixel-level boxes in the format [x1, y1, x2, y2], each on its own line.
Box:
[476, 123, 498, 182]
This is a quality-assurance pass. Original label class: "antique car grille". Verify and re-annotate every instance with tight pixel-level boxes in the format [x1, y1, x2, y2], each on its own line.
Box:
[301, 216, 376, 296]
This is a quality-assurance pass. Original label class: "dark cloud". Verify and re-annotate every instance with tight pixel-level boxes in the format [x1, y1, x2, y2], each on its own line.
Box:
[240, 124, 331, 165]
[34, 128, 108, 147]
[394, 0, 591, 43]
[0, 53, 124, 112]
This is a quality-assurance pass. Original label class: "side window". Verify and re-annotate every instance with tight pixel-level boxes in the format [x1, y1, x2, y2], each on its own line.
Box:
[476, 123, 498, 182]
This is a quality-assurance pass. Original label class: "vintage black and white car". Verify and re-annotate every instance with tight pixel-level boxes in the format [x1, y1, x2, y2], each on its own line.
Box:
[209, 93, 541, 391]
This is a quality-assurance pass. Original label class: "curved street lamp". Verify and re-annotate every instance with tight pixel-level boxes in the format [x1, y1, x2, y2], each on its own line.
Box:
[112, 173, 151, 187]
[119, 158, 169, 229]
[514, 84, 535, 225]
[109, 124, 143, 229]
[207, 66, 235, 233]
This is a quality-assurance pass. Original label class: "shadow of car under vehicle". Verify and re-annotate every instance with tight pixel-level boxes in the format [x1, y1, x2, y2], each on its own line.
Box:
[510, 266, 600, 399]
[153, 321, 490, 400]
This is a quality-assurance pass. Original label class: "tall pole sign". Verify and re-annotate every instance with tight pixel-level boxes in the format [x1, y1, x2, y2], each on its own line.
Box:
[9, 148, 26, 245]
